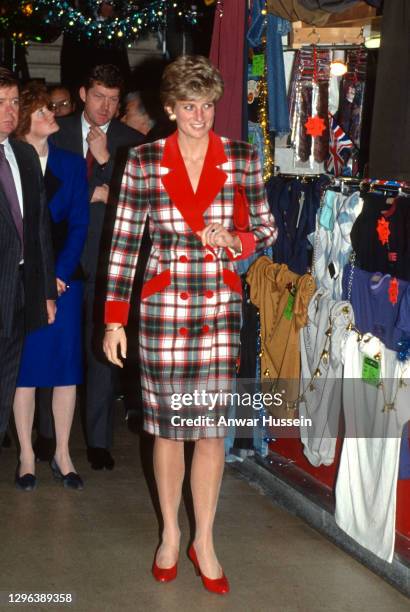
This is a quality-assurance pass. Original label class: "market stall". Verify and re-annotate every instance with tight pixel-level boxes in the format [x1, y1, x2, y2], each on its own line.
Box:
[210, 0, 410, 576]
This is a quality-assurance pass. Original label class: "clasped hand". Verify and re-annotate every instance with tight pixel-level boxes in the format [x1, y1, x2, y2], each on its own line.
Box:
[196, 223, 241, 251]
[86, 125, 109, 165]
[91, 184, 109, 204]
[103, 224, 240, 368]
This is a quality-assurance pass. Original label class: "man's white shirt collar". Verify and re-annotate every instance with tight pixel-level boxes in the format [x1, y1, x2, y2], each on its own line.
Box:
[81, 112, 110, 136]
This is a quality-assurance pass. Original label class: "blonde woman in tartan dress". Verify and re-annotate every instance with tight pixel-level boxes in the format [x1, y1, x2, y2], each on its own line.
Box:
[103, 56, 277, 594]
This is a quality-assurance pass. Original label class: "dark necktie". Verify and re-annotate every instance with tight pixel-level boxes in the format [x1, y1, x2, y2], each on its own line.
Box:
[86, 147, 94, 180]
[0, 143, 23, 249]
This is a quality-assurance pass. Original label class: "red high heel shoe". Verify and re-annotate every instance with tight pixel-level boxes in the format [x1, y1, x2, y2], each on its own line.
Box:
[152, 548, 178, 582]
[188, 545, 230, 595]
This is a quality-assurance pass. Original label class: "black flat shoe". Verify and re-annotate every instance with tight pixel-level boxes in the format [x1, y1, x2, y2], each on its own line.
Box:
[50, 458, 84, 490]
[87, 447, 115, 471]
[15, 464, 36, 492]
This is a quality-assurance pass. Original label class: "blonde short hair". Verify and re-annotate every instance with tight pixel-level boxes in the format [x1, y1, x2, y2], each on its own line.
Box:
[160, 55, 224, 109]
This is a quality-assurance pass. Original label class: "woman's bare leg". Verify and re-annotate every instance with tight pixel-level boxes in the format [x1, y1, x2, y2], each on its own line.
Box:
[153, 437, 185, 567]
[13, 387, 36, 475]
[191, 437, 225, 578]
[53, 385, 77, 474]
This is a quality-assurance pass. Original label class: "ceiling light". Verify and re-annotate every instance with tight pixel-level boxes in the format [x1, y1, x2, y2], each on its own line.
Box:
[330, 59, 348, 77]
[330, 50, 347, 77]
[365, 35, 381, 49]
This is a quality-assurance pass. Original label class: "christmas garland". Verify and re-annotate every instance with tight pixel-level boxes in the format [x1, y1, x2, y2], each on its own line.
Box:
[33, 0, 199, 45]
[0, 1, 61, 45]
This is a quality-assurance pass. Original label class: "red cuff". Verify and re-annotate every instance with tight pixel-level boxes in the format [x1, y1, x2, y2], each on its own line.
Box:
[229, 232, 256, 261]
[104, 301, 130, 325]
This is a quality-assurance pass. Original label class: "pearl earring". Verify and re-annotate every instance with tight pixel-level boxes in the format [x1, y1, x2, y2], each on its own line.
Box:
[169, 113, 176, 121]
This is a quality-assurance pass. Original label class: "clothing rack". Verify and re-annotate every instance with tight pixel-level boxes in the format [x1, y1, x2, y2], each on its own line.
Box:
[326, 176, 362, 195]
[290, 27, 365, 49]
[283, 44, 365, 52]
[362, 179, 410, 197]
[331, 177, 361, 185]
[365, 179, 410, 189]
[275, 172, 325, 182]
[273, 173, 410, 196]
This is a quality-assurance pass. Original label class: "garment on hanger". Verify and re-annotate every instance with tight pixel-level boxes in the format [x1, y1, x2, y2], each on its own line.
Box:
[288, 49, 331, 164]
[350, 193, 410, 281]
[336, 332, 410, 563]
[266, 175, 328, 275]
[299, 290, 353, 466]
[237, 279, 259, 381]
[369, 0, 410, 181]
[247, 0, 291, 136]
[338, 48, 368, 150]
[342, 264, 410, 351]
[248, 121, 266, 170]
[209, 0, 246, 139]
[335, 48, 368, 176]
[246, 256, 316, 412]
[399, 422, 410, 480]
[266, 0, 331, 25]
[310, 189, 362, 299]
[300, 0, 360, 11]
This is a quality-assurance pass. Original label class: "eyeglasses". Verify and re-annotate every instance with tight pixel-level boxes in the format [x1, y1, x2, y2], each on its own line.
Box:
[48, 99, 72, 110]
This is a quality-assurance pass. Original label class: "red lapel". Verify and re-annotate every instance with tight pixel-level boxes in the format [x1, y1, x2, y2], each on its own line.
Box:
[161, 130, 228, 232]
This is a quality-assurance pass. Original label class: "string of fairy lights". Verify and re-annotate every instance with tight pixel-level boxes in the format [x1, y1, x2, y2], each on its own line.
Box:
[257, 37, 274, 182]
[35, 0, 198, 44]
[0, 0, 199, 45]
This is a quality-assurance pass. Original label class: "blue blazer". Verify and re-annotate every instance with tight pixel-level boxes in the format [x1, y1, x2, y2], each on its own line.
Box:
[45, 141, 89, 284]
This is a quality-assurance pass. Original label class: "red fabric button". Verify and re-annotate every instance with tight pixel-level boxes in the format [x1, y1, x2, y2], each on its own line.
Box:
[179, 255, 189, 263]
[204, 254, 214, 262]
[204, 290, 214, 299]
[180, 292, 189, 300]
[179, 327, 188, 336]
[201, 325, 210, 334]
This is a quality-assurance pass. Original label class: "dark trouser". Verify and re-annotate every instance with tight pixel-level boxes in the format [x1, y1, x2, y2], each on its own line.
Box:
[84, 280, 115, 449]
[0, 273, 24, 443]
[36, 388, 54, 439]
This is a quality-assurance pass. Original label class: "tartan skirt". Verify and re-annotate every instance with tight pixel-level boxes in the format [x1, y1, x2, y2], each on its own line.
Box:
[139, 285, 242, 440]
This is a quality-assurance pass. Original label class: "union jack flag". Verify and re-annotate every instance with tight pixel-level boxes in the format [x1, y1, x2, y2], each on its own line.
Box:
[325, 113, 353, 176]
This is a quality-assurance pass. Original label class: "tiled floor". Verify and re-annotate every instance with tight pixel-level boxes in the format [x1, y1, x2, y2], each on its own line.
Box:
[0, 411, 409, 612]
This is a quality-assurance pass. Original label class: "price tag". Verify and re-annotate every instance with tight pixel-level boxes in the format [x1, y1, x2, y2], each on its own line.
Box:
[283, 292, 295, 321]
[362, 356, 381, 387]
[252, 54, 265, 76]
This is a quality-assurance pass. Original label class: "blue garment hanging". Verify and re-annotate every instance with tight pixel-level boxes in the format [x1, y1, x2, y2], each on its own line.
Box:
[247, 0, 291, 136]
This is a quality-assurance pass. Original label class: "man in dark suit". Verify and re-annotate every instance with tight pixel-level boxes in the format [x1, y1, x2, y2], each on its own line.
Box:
[47, 64, 143, 470]
[0, 66, 56, 450]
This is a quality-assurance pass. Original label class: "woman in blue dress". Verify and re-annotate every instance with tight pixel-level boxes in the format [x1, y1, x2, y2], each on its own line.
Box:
[13, 83, 89, 490]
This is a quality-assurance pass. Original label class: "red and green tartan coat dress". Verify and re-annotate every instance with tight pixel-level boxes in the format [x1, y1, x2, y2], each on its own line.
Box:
[105, 130, 277, 440]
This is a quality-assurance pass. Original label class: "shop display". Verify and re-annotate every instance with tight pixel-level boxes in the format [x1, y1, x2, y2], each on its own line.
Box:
[299, 290, 353, 467]
[335, 332, 410, 563]
[310, 184, 363, 299]
[237, 0, 410, 567]
[265, 174, 329, 275]
[247, 256, 316, 414]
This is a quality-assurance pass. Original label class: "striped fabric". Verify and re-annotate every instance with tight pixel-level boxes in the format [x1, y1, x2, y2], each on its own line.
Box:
[105, 131, 277, 439]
